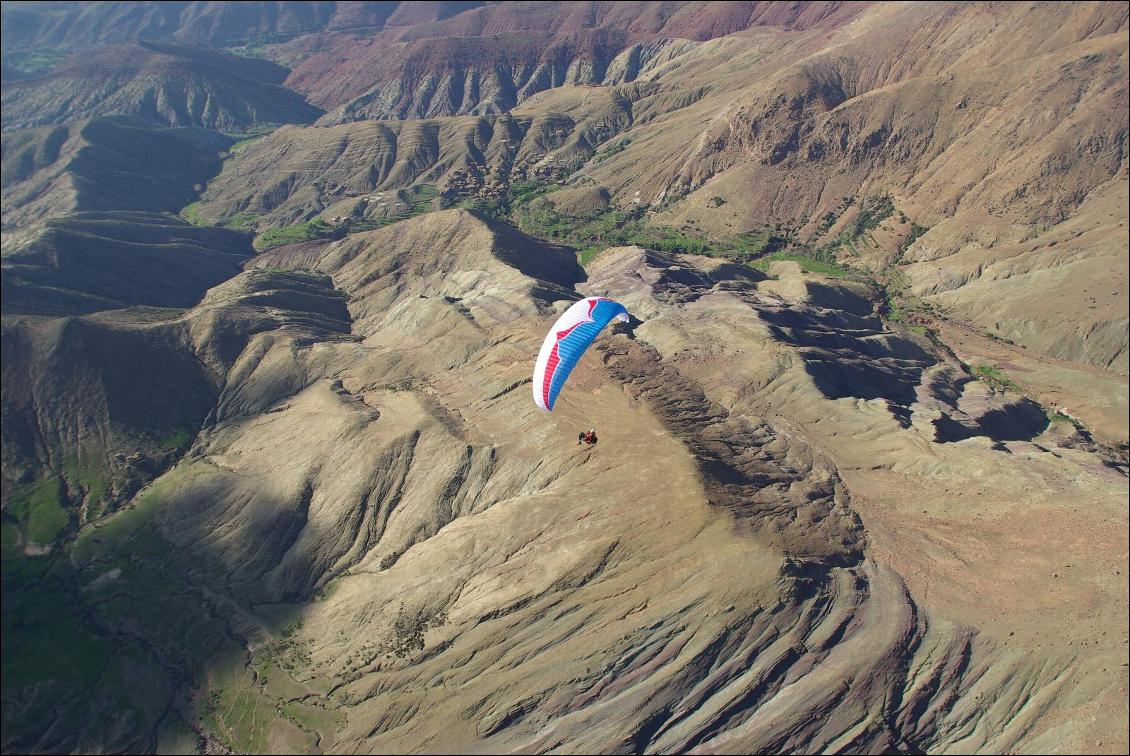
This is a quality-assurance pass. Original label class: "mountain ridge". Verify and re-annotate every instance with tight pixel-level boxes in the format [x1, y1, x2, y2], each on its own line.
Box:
[1, 3, 1127, 754]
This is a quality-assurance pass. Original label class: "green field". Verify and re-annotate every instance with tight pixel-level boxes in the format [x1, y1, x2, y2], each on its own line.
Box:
[511, 191, 796, 269]
[7, 477, 68, 544]
[972, 364, 1023, 393]
[181, 201, 208, 226]
[254, 217, 339, 249]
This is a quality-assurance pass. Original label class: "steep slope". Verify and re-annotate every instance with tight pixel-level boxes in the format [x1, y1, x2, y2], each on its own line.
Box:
[903, 177, 1129, 376]
[283, 1, 867, 118]
[190, 1, 1128, 396]
[4, 211, 1124, 754]
[1, 263, 350, 535]
[575, 2, 1127, 235]
[0, 212, 253, 316]
[192, 88, 636, 229]
[2, 3, 1127, 754]
[575, 2, 1128, 376]
[1, 116, 232, 247]
[1, 41, 322, 132]
[1, 1, 868, 119]
[576, 248, 1126, 753]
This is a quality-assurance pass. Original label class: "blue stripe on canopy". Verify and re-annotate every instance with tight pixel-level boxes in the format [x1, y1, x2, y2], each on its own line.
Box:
[545, 299, 628, 410]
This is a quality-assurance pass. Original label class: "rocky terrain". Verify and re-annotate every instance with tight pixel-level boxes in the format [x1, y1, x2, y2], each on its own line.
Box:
[1, 2, 1127, 755]
[2, 2, 868, 118]
[182, 1, 1127, 445]
[187, 92, 636, 229]
[4, 210, 1126, 753]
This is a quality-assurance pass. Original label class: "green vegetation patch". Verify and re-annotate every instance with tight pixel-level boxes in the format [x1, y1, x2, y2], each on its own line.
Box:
[70, 472, 176, 565]
[2, 601, 111, 692]
[902, 222, 928, 251]
[181, 201, 208, 226]
[1, 547, 176, 747]
[811, 194, 896, 262]
[972, 364, 1022, 393]
[221, 211, 260, 230]
[1046, 410, 1078, 426]
[455, 195, 510, 216]
[513, 193, 793, 268]
[7, 476, 68, 544]
[2, 48, 69, 78]
[592, 138, 631, 163]
[1, 555, 110, 693]
[869, 267, 942, 325]
[727, 230, 787, 260]
[577, 246, 605, 266]
[849, 194, 895, 238]
[61, 455, 111, 513]
[158, 429, 191, 452]
[813, 196, 856, 238]
[251, 183, 441, 250]
[509, 179, 548, 205]
[405, 183, 438, 212]
[255, 622, 311, 675]
[227, 126, 276, 155]
[3, 459, 296, 750]
[281, 700, 335, 734]
[203, 663, 284, 752]
[625, 225, 715, 255]
[255, 218, 335, 250]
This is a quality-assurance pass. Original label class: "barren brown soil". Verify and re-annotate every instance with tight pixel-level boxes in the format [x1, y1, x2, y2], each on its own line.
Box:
[1, 3, 1127, 755]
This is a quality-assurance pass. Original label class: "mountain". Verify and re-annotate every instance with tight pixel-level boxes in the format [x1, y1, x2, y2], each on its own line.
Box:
[1, 211, 256, 525]
[2, 116, 234, 247]
[1, 2, 867, 119]
[590, 1, 1129, 376]
[0, 1, 394, 55]
[192, 1, 1127, 441]
[4, 209, 1124, 753]
[1, 211, 254, 316]
[1, 2, 1127, 755]
[190, 88, 636, 229]
[1, 41, 322, 132]
[278, 1, 868, 119]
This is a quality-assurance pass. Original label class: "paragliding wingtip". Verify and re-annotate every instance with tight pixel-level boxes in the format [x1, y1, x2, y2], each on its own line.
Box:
[616, 312, 630, 323]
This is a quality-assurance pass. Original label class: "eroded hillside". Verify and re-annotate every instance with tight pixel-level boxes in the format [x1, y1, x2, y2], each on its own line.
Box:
[3, 210, 1127, 754]
[1, 116, 236, 248]
[1, 2, 1127, 755]
[180, 1, 1127, 446]
[1, 41, 322, 133]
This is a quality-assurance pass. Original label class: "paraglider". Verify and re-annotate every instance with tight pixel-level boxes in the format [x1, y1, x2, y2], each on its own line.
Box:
[533, 296, 629, 412]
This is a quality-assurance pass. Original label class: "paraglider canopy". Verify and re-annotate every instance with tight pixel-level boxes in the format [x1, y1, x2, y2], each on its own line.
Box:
[532, 296, 629, 412]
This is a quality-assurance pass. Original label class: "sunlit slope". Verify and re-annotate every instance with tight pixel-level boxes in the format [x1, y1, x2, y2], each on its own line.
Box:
[201, 2, 1128, 382]
[5, 210, 1123, 752]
